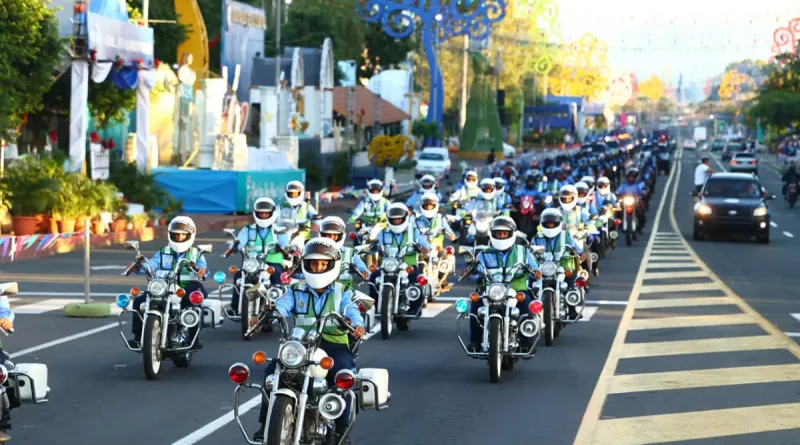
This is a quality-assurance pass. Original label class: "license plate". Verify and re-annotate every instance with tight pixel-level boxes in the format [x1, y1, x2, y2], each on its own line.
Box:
[728, 210, 737, 215]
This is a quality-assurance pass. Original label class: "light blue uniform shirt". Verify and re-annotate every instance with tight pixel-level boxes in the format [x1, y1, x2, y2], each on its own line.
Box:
[470, 246, 539, 279]
[0, 298, 15, 322]
[275, 285, 364, 327]
[138, 248, 209, 280]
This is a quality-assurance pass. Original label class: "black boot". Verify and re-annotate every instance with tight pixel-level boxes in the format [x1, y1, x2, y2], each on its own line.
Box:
[253, 423, 265, 442]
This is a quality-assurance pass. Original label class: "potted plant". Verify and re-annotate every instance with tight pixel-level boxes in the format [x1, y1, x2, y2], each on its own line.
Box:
[161, 196, 183, 225]
[53, 176, 82, 233]
[91, 182, 118, 235]
[146, 210, 157, 228]
[111, 199, 130, 233]
[3, 157, 61, 235]
[131, 213, 148, 231]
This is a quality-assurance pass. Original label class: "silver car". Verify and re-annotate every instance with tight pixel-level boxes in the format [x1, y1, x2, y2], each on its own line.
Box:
[729, 152, 758, 175]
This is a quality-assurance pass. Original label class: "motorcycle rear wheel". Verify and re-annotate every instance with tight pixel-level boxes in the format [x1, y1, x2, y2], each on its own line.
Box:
[143, 316, 162, 380]
[488, 317, 502, 383]
[266, 394, 296, 445]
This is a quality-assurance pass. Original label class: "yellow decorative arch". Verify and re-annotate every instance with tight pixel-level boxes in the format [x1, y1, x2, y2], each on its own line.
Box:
[175, 0, 209, 90]
[368, 135, 415, 166]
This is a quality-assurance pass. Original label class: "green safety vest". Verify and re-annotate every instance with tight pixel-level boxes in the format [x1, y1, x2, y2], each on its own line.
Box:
[293, 282, 349, 345]
[159, 246, 201, 287]
[360, 198, 389, 223]
[482, 245, 528, 292]
[534, 231, 578, 271]
[382, 229, 418, 266]
[416, 215, 445, 249]
[339, 246, 355, 288]
[280, 202, 309, 222]
[245, 224, 284, 264]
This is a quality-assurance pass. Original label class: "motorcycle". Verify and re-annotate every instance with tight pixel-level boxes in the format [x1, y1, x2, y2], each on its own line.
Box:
[598, 204, 620, 251]
[348, 219, 381, 268]
[513, 195, 539, 238]
[220, 228, 297, 340]
[370, 243, 430, 339]
[228, 297, 390, 445]
[787, 183, 798, 208]
[565, 226, 592, 283]
[117, 241, 218, 380]
[464, 199, 496, 248]
[417, 226, 455, 302]
[454, 245, 542, 383]
[619, 195, 639, 246]
[0, 282, 50, 443]
[275, 202, 321, 254]
[530, 245, 586, 346]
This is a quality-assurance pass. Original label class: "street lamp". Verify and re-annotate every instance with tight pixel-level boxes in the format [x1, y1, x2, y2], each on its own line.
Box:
[709, 114, 714, 120]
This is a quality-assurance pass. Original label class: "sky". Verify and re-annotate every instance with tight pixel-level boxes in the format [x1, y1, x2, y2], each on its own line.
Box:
[555, 0, 799, 92]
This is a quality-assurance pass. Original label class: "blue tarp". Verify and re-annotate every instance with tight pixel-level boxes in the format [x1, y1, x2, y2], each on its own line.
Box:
[89, 0, 129, 22]
[153, 169, 239, 214]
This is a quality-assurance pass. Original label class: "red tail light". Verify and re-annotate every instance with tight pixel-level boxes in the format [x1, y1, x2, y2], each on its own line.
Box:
[731, 160, 737, 165]
[625, 206, 634, 214]
[751, 161, 757, 165]
[445, 246, 454, 255]
[575, 277, 587, 287]
[229, 364, 250, 384]
[614, 219, 622, 226]
[529, 301, 543, 314]
[335, 370, 356, 390]
[348, 232, 357, 240]
[189, 291, 204, 305]
[416, 275, 428, 286]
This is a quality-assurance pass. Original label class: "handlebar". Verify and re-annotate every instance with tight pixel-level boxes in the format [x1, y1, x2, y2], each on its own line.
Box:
[0, 328, 13, 335]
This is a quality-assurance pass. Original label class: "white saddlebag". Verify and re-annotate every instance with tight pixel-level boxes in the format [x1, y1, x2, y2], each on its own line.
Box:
[357, 368, 389, 409]
[15, 363, 50, 401]
[202, 299, 224, 327]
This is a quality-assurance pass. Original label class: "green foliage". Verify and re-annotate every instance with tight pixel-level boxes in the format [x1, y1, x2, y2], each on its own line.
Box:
[88, 77, 137, 129]
[412, 120, 440, 141]
[330, 150, 351, 186]
[460, 60, 503, 153]
[746, 91, 800, 129]
[109, 160, 170, 211]
[2, 156, 66, 216]
[360, 24, 414, 78]
[0, 0, 65, 134]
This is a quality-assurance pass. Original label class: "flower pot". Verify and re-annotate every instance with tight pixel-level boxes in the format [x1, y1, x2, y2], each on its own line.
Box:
[12, 216, 39, 236]
[35, 214, 50, 234]
[158, 217, 167, 226]
[75, 217, 87, 233]
[92, 220, 106, 235]
[132, 220, 147, 231]
[58, 218, 77, 233]
[111, 218, 128, 233]
[48, 217, 59, 234]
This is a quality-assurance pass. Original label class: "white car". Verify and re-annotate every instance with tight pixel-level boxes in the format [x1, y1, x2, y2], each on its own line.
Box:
[502, 142, 516, 158]
[415, 147, 451, 179]
[683, 140, 697, 150]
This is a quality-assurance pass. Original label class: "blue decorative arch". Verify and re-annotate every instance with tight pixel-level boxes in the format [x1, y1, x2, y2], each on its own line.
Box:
[356, 0, 507, 143]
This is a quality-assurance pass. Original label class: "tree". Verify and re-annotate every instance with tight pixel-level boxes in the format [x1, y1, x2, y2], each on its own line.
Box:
[359, 24, 415, 79]
[747, 91, 800, 128]
[637, 75, 665, 102]
[0, 0, 64, 134]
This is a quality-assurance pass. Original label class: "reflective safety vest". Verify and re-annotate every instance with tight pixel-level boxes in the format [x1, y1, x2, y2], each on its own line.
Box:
[415, 215, 445, 249]
[359, 198, 389, 223]
[159, 246, 201, 286]
[293, 282, 349, 345]
[280, 202, 309, 223]
[533, 232, 578, 271]
[379, 229, 418, 266]
[245, 224, 284, 264]
[339, 246, 355, 288]
[480, 245, 527, 292]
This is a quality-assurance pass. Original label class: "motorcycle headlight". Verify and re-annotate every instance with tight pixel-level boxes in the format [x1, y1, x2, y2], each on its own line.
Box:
[148, 279, 168, 297]
[243, 259, 260, 274]
[753, 206, 767, 217]
[541, 261, 557, 277]
[623, 196, 635, 206]
[383, 258, 399, 273]
[487, 283, 506, 301]
[278, 340, 307, 368]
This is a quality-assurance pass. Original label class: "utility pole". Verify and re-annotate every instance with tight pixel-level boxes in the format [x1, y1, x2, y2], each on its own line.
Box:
[459, 35, 469, 130]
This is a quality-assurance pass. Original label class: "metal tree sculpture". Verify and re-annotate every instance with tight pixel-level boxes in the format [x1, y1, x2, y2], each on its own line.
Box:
[550, 33, 609, 100]
[356, 0, 506, 131]
[770, 18, 800, 64]
[603, 69, 634, 107]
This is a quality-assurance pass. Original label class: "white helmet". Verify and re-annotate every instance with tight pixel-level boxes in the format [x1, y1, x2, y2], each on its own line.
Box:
[419, 193, 440, 219]
[597, 176, 611, 196]
[581, 176, 595, 193]
[559, 184, 578, 211]
[285, 181, 305, 207]
[253, 197, 278, 228]
[367, 179, 384, 202]
[318, 216, 347, 249]
[489, 216, 517, 251]
[539, 208, 563, 238]
[419, 174, 437, 193]
[575, 181, 589, 205]
[464, 171, 479, 189]
[301, 237, 342, 289]
[493, 177, 506, 193]
[386, 203, 410, 234]
[167, 216, 196, 254]
[479, 178, 496, 200]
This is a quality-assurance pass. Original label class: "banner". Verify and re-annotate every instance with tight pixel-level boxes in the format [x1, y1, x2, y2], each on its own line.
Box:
[0, 233, 85, 262]
[237, 169, 306, 213]
[221, 0, 266, 102]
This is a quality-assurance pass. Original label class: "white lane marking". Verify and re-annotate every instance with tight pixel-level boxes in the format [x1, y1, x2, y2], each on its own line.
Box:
[770, 222, 778, 228]
[580, 306, 599, 322]
[588, 300, 628, 306]
[791, 314, 800, 324]
[90, 265, 128, 270]
[785, 332, 800, 337]
[16, 291, 233, 299]
[434, 296, 460, 302]
[169, 396, 262, 445]
[421, 302, 452, 318]
[9, 322, 122, 359]
[783, 231, 794, 238]
[13, 298, 78, 314]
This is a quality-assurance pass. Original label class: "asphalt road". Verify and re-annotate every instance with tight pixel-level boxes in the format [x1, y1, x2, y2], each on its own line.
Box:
[3, 150, 799, 444]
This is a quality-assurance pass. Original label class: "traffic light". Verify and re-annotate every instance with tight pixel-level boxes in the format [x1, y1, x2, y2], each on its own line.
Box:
[719, 121, 725, 130]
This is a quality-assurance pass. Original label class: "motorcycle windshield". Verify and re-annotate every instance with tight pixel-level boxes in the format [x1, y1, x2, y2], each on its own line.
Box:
[155, 269, 170, 279]
[475, 200, 495, 216]
[278, 208, 298, 229]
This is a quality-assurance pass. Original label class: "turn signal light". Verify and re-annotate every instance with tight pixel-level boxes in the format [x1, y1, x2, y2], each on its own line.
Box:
[469, 292, 480, 302]
[229, 363, 250, 384]
[445, 246, 454, 255]
[516, 292, 525, 302]
[229, 266, 238, 274]
[369, 264, 377, 272]
[348, 232, 357, 240]
[614, 219, 622, 226]
[280, 272, 291, 284]
[266, 266, 275, 275]
[529, 301, 543, 314]
[252, 351, 268, 365]
[189, 291, 204, 305]
[320, 356, 334, 370]
[406, 266, 414, 274]
[436, 245, 442, 252]
[176, 288, 186, 297]
[564, 269, 573, 278]
[130, 287, 141, 297]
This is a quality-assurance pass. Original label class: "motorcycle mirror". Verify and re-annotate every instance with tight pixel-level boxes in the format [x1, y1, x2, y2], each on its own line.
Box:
[223, 228, 236, 236]
[125, 240, 140, 251]
[0, 282, 19, 296]
[351, 292, 375, 311]
[196, 244, 213, 253]
[515, 230, 528, 240]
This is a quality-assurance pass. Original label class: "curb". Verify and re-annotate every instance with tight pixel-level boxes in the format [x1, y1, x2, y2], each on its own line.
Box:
[63, 302, 112, 318]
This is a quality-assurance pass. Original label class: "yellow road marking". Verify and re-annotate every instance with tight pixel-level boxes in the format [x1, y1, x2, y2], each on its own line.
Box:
[607, 363, 800, 394]
[648, 249, 690, 254]
[619, 335, 784, 359]
[639, 282, 720, 294]
[635, 296, 734, 309]
[629, 313, 753, 330]
[591, 402, 800, 445]
[644, 262, 701, 269]
[642, 270, 708, 280]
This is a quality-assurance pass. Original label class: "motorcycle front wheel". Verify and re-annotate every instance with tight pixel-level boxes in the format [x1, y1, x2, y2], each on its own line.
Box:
[488, 317, 502, 383]
[240, 285, 251, 341]
[543, 290, 555, 347]
[143, 316, 162, 380]
[266, 394, 296, 445]
[380, 287, 394, 340]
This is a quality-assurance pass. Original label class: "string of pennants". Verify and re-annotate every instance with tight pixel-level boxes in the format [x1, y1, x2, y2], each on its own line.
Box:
[0, 232, 85, 262]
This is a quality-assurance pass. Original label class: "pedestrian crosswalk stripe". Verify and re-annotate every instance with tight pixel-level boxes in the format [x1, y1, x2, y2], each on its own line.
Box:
[638, 282, 720, 294]
[580, 306, 598, 322]
[619, 335, 784, 359]
[642, 270, 708, 280]
[628, 313, 755, 331]
[13, 298, 77, 314]
[606, 363, 800, 394]
[655, 232, 680, 237]
[644, 262, 702, 269]
[590, 402, 800, 444]
[635, 296, 735, 309]
[421, 303, 451, 318]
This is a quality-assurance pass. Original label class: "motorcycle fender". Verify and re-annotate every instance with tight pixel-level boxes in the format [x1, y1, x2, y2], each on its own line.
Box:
[272, 388, 299, 405]
[143, 310, 167, 347]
